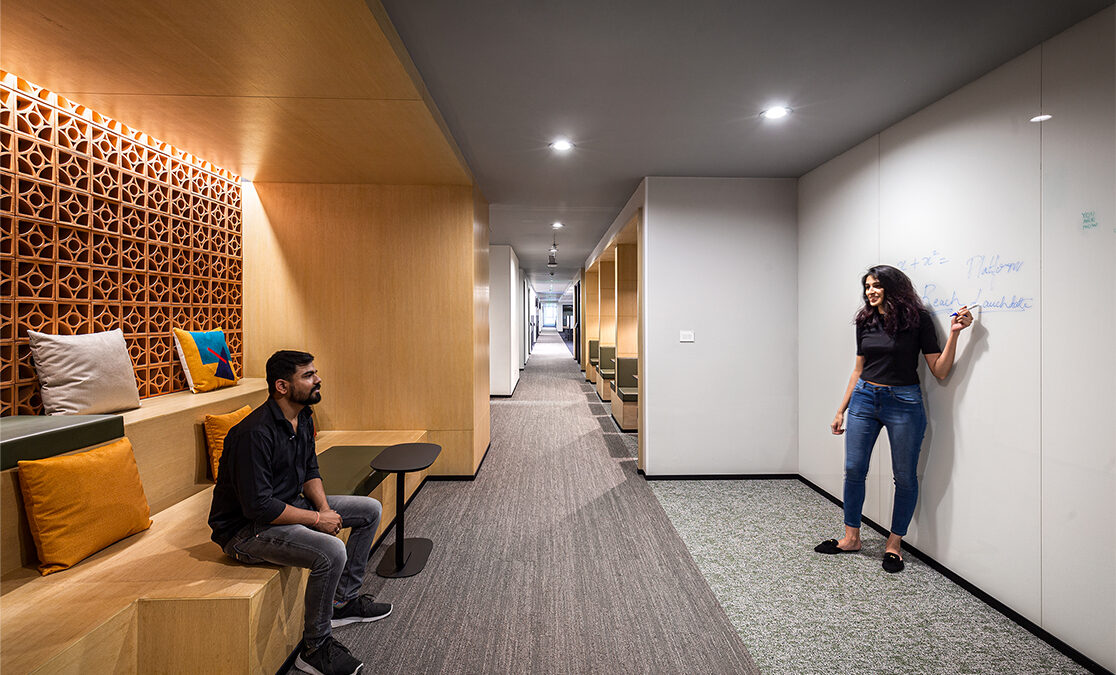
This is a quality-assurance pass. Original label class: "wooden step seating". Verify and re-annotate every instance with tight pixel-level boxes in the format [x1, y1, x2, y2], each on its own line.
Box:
[609, 357, 638, 432]
[0, 378, 426, 674]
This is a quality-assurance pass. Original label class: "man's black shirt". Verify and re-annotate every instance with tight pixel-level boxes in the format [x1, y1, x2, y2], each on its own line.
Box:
[208, 398, 320, 548]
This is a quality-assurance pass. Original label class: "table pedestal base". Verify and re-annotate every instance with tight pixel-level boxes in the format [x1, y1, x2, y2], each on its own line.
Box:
[376, 538, 433, 578]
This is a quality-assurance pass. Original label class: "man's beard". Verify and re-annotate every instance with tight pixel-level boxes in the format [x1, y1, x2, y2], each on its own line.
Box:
[294, 387, 321, 406]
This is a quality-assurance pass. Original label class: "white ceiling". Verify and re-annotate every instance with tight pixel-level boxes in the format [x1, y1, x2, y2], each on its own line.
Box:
[379, 0, 1113, 300]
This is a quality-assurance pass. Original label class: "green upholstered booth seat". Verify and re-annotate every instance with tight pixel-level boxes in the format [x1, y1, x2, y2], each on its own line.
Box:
[588, 339, 600, 365]
[596, 346, 616, 379]
[316, 445, 391, 496]
[611, 358, 638, 401]
[0, 414, 125, 470]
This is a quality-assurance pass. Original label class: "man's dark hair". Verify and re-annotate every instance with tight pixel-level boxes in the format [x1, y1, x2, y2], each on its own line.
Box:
[266, 350, 314, 395]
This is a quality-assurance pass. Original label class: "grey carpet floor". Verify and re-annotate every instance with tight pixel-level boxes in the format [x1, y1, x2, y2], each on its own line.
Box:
[649, 479, 1087, 675]
[317, 332, 758, 674]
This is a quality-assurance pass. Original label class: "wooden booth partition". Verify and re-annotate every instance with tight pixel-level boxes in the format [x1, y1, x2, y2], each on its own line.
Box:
[597, 257, 616, 350]
[582, 265, 599, 377]
[243, 182, 490, 478]
[615, 243, 637, 358]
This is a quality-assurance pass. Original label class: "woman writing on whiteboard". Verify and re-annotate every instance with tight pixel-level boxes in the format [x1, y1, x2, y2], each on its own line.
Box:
[815, 264, 972, 573]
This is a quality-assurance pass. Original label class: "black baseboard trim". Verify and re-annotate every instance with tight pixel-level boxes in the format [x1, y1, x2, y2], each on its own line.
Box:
[795, 476, 1111, 675]
[426, 441, 493, 482]
[490, 378, 521, 399]
[642, 473, 799, 481]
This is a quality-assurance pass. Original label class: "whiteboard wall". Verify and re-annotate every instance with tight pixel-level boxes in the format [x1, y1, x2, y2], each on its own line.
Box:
[797, 6, 1114, 669]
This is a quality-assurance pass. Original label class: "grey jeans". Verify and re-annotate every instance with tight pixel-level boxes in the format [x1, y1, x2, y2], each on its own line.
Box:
[223, 494, 383, 646]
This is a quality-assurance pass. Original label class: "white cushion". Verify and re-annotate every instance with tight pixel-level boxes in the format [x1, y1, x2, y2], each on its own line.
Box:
[28, 329, 142, 415]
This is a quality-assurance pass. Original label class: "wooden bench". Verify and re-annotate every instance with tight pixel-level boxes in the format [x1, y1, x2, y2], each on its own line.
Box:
[0, 381, 427, 674]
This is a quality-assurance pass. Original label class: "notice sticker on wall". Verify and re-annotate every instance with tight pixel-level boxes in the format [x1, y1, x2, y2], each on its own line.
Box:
[679, 330, 695, 343]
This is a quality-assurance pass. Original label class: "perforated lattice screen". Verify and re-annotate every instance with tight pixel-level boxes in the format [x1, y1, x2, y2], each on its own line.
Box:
[1, 73, 243, 415]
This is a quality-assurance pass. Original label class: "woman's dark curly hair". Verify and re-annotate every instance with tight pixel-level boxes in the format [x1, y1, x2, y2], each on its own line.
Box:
[855, 265, 926, 335]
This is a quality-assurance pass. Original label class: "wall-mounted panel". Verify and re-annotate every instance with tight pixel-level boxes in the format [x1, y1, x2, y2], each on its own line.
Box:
[796, 138, 881, 509]
[878, 48, 1043, 622]
[1038, 7, 1115, 669]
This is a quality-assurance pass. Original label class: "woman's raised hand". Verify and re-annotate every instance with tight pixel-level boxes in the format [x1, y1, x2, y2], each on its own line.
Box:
[951, 306, 974, 333]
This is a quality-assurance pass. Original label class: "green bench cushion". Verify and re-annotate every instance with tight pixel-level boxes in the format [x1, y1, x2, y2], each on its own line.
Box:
[1, 415, 125, 470]
[316, 445, 390, 496]
[598, 369, 615, 379]
[616, 387, 638, 402]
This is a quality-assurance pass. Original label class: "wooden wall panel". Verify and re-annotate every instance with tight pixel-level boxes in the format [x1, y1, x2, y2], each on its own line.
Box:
[582, 267, 599, 372]
[243, 182, 486, 476]
[0, 0, 472, 186]
[597, 259, 616, 346]
[615, 244, 637, 357]
[0, 73, 242, 415]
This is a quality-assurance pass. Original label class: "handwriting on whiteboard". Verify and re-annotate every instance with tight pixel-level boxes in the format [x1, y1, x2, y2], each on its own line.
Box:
[1081, 211, 1097, 231]
[895, 250, 1035, 314]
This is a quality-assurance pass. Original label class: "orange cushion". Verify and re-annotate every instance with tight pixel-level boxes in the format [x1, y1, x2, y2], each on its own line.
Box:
[17, 438, 152, 575]
[204, 405, 252, 480]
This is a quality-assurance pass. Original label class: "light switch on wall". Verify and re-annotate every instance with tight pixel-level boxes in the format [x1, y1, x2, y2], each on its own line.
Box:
[679, 330, 695, 343]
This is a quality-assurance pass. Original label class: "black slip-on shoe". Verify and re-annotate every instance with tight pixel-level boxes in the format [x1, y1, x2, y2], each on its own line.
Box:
[882, 552, 905, 573]
[814, 539, 860, 554]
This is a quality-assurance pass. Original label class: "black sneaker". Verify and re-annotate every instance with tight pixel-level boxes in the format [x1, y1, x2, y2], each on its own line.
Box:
[331, 594, 392, 628]
[294, 636, 363, 675]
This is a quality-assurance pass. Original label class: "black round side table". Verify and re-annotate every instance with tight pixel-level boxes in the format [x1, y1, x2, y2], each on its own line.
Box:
[370, 442, 441, 578]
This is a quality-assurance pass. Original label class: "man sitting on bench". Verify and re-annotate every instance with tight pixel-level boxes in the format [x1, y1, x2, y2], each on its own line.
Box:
[209, 350, 391, 675]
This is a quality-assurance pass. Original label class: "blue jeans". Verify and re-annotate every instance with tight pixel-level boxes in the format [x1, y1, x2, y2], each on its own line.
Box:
[223, 494, 382, 647]
[843, 379, 927, 537]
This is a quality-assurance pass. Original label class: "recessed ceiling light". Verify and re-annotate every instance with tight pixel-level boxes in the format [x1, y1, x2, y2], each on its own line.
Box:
[552, 222, 563, 229]
[761, 106, 791, 120]
[549, 138, 573, 152]
[1030, 114, 1053, 122]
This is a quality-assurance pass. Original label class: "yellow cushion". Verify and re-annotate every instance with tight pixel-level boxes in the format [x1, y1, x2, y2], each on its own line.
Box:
[172, 327, 238, 393]
[204, 405, 252, 480]
[17, 438, 152, 575]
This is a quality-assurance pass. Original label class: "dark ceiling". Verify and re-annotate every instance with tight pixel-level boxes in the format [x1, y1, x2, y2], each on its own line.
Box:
[379, 0, 1112, 300]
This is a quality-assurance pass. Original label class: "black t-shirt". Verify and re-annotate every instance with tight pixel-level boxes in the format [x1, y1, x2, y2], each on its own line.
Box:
[856, 309, 941, 386]
[208, 398, 320, 548]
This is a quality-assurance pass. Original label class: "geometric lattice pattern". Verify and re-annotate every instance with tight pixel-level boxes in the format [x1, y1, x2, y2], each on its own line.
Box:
[1, 72, 243, 415]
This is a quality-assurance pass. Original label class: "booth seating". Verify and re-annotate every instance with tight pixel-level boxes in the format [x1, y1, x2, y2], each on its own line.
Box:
[0, 414, 125, 470]
[0, 379, 427, 674]
[609, 357, 638, 431]
[595, 346, 616, 402]
[587, 340, 600, 384]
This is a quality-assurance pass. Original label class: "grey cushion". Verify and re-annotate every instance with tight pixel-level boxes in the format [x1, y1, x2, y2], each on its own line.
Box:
[28, 329, 141, 415]
[317, 445, 390, 496]
[616, 387, 638, 402]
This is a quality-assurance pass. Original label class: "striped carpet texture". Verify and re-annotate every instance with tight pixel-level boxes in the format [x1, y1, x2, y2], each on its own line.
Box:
[319, 331, 758, 674]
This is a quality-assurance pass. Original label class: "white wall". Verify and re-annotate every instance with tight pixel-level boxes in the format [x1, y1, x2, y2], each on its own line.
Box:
[797, 7, 1114, 669]
[642, 177, 798, 475]
[489, 245, 521, 395]
[516, 267, 526, 369]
